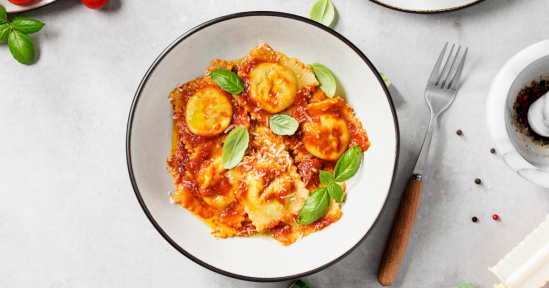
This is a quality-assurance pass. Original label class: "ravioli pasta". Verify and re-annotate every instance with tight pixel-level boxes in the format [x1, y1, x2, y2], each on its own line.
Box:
[167, 43, 370, 246]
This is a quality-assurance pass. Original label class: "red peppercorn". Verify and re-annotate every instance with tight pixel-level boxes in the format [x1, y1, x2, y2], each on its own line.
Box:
[492, 214, 499, 220]
[456, 130, 462, 135]
[523, 95, 529, 101]
[533, 87, 540, 94]
[475, 178, 481, 184]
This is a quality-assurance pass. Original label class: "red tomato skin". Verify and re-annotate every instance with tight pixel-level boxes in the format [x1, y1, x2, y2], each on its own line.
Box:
[8, 0, 34, 5]
[81, 0, 109, 9]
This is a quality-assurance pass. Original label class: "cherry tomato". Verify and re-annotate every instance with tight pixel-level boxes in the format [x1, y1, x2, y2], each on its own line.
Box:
[8, 0, 34, 5]
[81, 0, 109, 9]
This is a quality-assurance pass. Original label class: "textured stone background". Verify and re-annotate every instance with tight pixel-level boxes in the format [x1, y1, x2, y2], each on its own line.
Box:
[1, 0, 548, 287]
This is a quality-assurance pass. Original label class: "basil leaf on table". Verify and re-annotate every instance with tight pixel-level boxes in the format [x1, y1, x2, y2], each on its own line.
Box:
[450, 284, 474, 288]
[309, 63, 336, 98]
[11, 18, 45, 34]
[0, 23, 10, 42]
[8, 30, 34, 65]
[0, 5, 7, 23]
[222, 126, 249, 169]
[327, 182, 344, 203]
[310, 0, 335, 27]
[269, 114, 299, 136]
[380, 72, 391, 88]
[290, 279, 310, 288]
[319, 170, 333, 186]
[334, 145, 363, 182]
[298, 187, 330, 225]
[210, 69, 244, 94]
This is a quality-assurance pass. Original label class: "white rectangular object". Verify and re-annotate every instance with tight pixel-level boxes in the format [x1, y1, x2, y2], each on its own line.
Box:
[489, 216, 549, 288]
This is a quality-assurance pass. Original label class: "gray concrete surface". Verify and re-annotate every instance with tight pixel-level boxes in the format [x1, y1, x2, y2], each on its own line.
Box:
[1, 0, 548, 287]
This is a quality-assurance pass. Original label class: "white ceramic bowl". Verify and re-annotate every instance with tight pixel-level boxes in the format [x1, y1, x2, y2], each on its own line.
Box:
[370, 0, 484, 13]
[487, 40, 549, 189]
[126, 12, 399, 281]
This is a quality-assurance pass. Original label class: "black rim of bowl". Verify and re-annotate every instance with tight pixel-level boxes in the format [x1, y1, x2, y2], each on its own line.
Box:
[126, 11, 400, 282]
[5, 0, 58, 14]
[369, 0, 485, 14]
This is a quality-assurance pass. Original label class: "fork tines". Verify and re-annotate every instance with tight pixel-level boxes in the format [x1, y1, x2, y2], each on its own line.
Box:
[428, 43, 468, 90]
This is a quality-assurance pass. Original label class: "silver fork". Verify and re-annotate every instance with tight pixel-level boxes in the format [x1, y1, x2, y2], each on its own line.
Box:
[378, 43, 468, 286]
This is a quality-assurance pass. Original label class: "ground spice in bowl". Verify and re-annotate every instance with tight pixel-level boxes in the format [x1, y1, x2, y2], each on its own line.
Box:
[513, 79, 549, 146]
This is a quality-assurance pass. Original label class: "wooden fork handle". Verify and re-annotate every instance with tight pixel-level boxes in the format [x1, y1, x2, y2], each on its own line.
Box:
[378, 177, 424, 286]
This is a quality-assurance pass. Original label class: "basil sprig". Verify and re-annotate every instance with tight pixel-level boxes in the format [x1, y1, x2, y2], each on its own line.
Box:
[309, 63, 336, 98]
[222, 126, 249, 169]
[298, 145, 363, 225]
[0, 5, 45, 65]
[210, 69, 244, 94]
[269, 114, 299, 136]
[310, 0, 335, 27]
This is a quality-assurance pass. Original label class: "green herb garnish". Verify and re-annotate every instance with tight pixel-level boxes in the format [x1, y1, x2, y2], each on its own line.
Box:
[222, 126, 249, 169]
[380, 72, 391, 88]
[298, 145, 363, 225]
[0, 5, 45, 65]
[269, 114, 299, 136]
[310, 63, 336, 98]
[210, 69, 244, 94]
[310, 0, 335, 27]
[450, 284, 474, 288]
[290, 279, 310, 288]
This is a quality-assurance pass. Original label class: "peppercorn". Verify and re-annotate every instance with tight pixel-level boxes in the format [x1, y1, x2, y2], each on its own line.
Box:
[490, 148, 496, 154]
[472, 217, 478, 223]
[456, 130, 462, 135]
[493, 214, 499, 220]
[475, 179, 481, 184]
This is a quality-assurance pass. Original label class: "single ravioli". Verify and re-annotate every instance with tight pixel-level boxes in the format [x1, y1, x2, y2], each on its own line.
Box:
[227, 126, 309, 232]
[169, 59, 249, 147]
[300, 97, 370, 161]
[237, 43, 319, 122]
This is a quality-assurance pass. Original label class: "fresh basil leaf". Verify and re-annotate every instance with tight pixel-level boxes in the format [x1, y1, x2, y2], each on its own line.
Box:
[298, 187, 330, 225]
[210, 69, 244, 94]
[319, 170, 333, 186]
[334, 145, 363, 182]
[269, 114, 299, 136]
[450, 284, 474, 288]
[222, 126, 249, 169]
[327, 183, 344, 203]
[11, 18, 45, 34]
[310, 63, 336, 98]
[310, 0, 335, 27]
[380, 72, 391, 88]
[8, 30, 34, 65]
[0, 5, 7, 23]
[290, 280, 310, 288]
[0, 23, 10, 42]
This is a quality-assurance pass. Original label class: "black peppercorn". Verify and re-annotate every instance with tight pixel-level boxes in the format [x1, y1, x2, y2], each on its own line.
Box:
[490, 148, 496, 154]
[472, 217, 478, 223]
[475, 179, 481, 184]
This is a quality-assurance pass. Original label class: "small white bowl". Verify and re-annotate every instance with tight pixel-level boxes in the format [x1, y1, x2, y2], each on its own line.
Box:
[126, 12, 399, 281]
[0, 0, 57, 14]
[487, 40, 549, 189]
